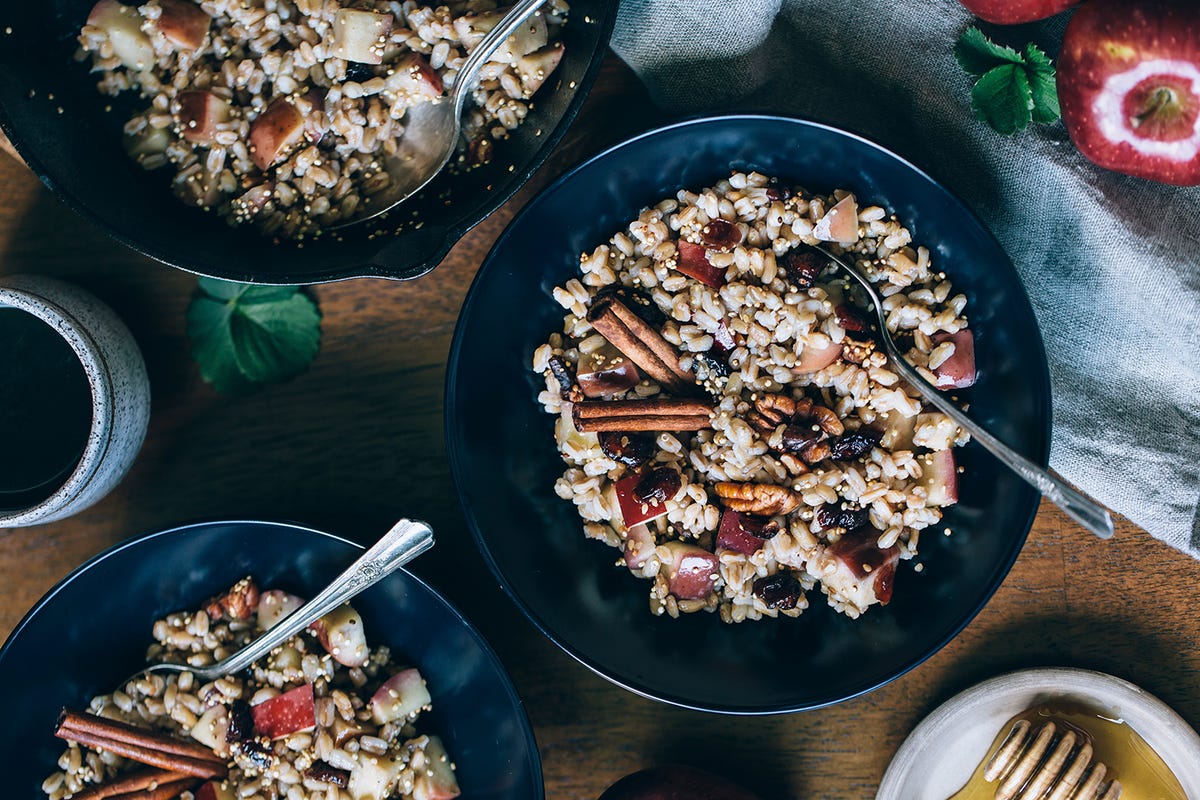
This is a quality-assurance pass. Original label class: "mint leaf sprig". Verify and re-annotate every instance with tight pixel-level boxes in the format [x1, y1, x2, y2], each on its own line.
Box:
[955, 27, 1060, 135]
[187, 277, 322, 395]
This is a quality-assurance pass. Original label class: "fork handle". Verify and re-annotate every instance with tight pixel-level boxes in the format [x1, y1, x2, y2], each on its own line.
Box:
[207, 519, 435, 677]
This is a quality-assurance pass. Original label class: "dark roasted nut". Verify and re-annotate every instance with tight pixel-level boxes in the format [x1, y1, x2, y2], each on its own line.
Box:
[841, 338, 876, 365]
[594, 284, 666, 327]
[830, 428, 883, 461]
[810, 404, 845, 436]
[699, 218, 744, 251]
[598, 431, 656, 469]
[746, 410, 778, 435]
[752, 573, 802, 610]
[306, 760, 351, 788]
[205, 577, 259, 621]
[799, 439, 832, 465]
[715, 482, 801, 516]
[633, 467, 682, 506]
[226, 700, 254, 744]
[816, 503, 869, 531]
[780, 249, 826, 289]
[754, 393, 812, 426]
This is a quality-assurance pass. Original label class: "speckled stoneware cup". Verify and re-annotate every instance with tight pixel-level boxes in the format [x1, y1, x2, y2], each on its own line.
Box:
[0, 275, 150, 527]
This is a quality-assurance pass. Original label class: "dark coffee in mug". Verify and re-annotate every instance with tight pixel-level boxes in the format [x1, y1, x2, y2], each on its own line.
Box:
[0, 307, 93, 512]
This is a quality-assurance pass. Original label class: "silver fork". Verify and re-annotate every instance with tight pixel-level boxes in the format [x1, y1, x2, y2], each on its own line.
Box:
[802, 243, 1114, 540]
[124, 518, 435, 686]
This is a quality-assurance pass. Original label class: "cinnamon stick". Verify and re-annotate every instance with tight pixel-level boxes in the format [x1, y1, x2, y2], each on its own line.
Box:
[110, 777, 200, 800]
[55, 711, 227, 780]
[572, 399, 714, 432]
[69, 769, 189, 800]
[587, 296, 694, 393]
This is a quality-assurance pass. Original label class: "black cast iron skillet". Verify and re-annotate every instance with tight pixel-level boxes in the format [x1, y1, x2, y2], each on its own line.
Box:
[0, 1, 616, 284]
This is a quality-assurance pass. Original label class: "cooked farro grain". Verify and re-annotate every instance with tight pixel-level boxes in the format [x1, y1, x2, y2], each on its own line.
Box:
[78, 0, 568, 238]
[533, 172, 976, 622]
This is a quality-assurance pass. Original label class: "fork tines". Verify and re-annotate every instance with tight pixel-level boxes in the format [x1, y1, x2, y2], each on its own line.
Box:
[984, 720, 1122, 800]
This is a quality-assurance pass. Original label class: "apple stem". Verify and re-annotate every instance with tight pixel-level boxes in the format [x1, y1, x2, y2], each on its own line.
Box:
[1133, 87, 1177, 128]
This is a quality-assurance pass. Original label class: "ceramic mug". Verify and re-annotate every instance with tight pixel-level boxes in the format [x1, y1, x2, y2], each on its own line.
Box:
[0, 274, 150, 527]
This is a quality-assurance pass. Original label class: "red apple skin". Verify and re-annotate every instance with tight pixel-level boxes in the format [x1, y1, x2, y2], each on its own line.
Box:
[598, 766, 762, 800]
[196, 782, 236, 800]
[956, 0, 1079, 24]
[1058, 0, 1200, 185]
[792, 340, 842, 375]
[674, 241, 727, 288]
[248, 100, 305, 171]
[156, 0, 210, 51]
[715, 510, 769, 556]
[932, 330, 977, 389]
[177, 91, 228, 145]
[250, 683, 316, 740]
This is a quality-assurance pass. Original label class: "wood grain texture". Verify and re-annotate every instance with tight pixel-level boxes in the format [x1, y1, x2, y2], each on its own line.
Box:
[2, 55, 1198, 800]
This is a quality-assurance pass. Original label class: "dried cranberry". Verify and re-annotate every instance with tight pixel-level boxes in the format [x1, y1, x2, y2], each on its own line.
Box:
[547, 356, 576, 395]
[238, 739, 274, 770]
[226, 699, 254, 744]
[829, 428, 883, 461]
[712, 321, 738, 355]
[594, 285, 666, 327]
[598, 431, 656, 469]
[694, 351, 730, 379]
[780, 249, 826, 289]
[306, 760, 351, 788]
[344, 62, 375, 83]
[699, 218, 743, 251]
[633, 467, 681, 506]
[835, 303, 870, 334]
[752, 573, 802, 610]
[740, 515, 780, 539]
[815, 504, 869, 531]
[765, 179, 791, 201]
[780, 424, 821, 453]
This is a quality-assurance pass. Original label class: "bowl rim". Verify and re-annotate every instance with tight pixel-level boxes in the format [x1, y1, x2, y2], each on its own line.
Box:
[0, 4, 618, 284]
[445, 112, 1053, 715]
[0, 517, 545, 798]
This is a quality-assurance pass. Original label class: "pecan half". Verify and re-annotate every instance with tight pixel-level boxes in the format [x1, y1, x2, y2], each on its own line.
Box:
[715, 482, 801, 516]
[205, 576, 259, 621]
[841, 338, 876, 365]
[754, 393, 812, 426]
[810, 405, 844, 436]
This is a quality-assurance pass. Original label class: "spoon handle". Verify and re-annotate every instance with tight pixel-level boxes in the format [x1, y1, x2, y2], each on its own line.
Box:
[451, 0, 549, 113]
[813, 245, 1115, 540]
[208, 519, 435, 676]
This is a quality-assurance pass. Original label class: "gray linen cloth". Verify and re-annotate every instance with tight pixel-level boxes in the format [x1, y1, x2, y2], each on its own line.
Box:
[610, 0, 1200, 554]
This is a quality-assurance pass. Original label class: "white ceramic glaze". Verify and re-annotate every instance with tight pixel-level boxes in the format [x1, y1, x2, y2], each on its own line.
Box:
[877, 667, 1200, 800]
[0, 275, 150, 527]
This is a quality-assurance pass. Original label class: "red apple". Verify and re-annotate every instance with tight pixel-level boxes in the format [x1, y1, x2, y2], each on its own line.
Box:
[577, 343, 640, 398]
[256, 589, 303, 631]
[368, 668, 432, 724]
[918, 448, 959, 507]
[250, 683, 316, 740]
[622, 523, 656, 570]
[196, 782, 236, 800]
[598, 765, 762, 800]
[248, 99, 305, 170]
[177, 90, 229, 145]
[792, 339, 842, 374]
[1058, 0, 1200, 185]
[715, 510, 777, 556]
[824, 529, 901, 607]
[614, 468, 681, 528]
[812, 195, 858, 244]
[413, 736, 462, 800]
[154, 0, 210, 51]
[392, 53, 444, 99]
[659, 541, 719, 600]
[517, 42, 565, 96]
[931, 329, 977, 389]
[674, 241, 727, 288]
[956, 0, 1079, 24]
[308, 603, 369, 667]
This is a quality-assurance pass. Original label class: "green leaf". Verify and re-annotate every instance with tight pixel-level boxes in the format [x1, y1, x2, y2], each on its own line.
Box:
[1023, 43, 1061, 125]
[187, 280, 322, 395]
[955, 27, 1023, 77]
[971, 64, 1033, 135]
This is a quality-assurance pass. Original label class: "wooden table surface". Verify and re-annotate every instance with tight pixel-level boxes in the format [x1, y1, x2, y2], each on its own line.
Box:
[2, 56, 1199, 800]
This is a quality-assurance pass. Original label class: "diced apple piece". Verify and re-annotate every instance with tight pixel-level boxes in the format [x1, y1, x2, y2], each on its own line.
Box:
[391, 53, 444, 99]
[331, 8, 393, 65]
[674, 241, 727, 288]
[614, 468, 681, 528]
[123, 125, 171, 160]
[195, 781, 236, 800]
[256, 589, 304, 632]
[349, 752, 405, 800]
[577, 342, 640, 398]
[792, 340, 843, 374]
[309, 603, 369, 667]
[815, 529, 901, 613]
[813, 195, 859, 244]
[451, 11, 503, 50]
[414, 736, 462, 800]
[931, 329, 977, 389]
[556, 403, 599, 453]
[250, 683, 315, 740]
[622, 523, 655, 570]
[516, 42, 564, 96]
[190, 704, 229, 757]
[917, 448, 958, 507]
[177, 90, 229, 145]
[154, 0, 210, 51]
[659, 541, 719, 600]
[880, 410, 917, 450]
[716, 510, 777, 555]
[87, 0, 155, 71]
[494, 12, 547, 64]
[369, 668, 432, 725]
[248, 99, 305, 171]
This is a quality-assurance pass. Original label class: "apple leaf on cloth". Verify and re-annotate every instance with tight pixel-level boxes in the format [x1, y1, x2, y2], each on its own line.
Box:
[956, 27, 1060, 134]
[187, 277, 322, 395]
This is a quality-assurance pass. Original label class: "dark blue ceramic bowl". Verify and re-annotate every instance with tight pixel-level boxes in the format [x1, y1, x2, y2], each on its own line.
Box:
[446, 115, 1051, 714]
[0, 520, 542, 798]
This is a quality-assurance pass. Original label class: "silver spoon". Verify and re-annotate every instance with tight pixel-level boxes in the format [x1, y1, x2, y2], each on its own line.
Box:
[127, 518, 434, 684]
[802, 242, 1115, 540]
[335, 0, 549, 228]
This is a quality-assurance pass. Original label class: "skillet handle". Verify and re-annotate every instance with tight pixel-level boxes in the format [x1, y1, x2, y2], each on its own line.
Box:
[367, 222, 452, 281]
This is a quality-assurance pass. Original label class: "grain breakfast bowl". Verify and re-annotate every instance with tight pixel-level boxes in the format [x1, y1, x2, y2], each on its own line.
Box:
[0, 0, 616, 282]
[446, 114, 1052, 714]
[0, 520, 543, 799]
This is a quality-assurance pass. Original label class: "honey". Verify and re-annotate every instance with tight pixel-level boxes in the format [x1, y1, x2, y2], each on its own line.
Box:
[949, 702, 1185, 800]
